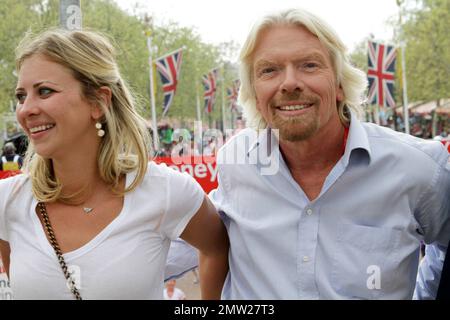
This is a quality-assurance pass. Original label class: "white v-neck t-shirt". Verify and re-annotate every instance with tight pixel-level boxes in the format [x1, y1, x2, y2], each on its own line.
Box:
[0, 161, 204, 299]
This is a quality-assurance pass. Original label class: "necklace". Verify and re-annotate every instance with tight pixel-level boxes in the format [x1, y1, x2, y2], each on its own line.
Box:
[83, 207, 93, 214]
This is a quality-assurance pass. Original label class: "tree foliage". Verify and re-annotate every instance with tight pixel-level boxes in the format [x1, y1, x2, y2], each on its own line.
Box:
[348, 0, 450, 107]
[0, 0, 239, 131]
[400, 0, 450, 102]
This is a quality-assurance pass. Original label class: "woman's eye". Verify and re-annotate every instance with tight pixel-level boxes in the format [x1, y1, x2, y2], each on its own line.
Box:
[15, 93, 26, 104]
[39, 87, 54, 96]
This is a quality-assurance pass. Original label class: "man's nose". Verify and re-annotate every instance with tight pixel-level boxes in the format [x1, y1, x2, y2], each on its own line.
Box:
[280, 66, 304, 94]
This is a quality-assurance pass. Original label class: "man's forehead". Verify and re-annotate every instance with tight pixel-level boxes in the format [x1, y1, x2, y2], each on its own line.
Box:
[252, 25, 327, 57]
[251, 25, 330, 65]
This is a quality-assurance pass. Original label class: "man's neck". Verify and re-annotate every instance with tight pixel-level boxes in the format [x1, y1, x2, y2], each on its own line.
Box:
[280, 122, 346, 200]
[281, 124, 345, 169]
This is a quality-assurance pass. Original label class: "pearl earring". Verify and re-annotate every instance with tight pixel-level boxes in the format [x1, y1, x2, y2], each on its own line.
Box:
[95, 122, 105, 137]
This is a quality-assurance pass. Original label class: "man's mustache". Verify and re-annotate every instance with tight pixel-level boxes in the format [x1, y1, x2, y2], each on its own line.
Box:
[271, 91, 319, 107]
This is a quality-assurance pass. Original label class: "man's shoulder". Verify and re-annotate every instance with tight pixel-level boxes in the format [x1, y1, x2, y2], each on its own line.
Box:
[220, 128, 258, 153]
[362, 122, 448, 165]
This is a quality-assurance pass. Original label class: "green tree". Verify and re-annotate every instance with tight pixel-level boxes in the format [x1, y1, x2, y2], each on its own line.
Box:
[0, 0, 234, 133]
[400, 0, 450, 102]
[349, 38, 369, 73]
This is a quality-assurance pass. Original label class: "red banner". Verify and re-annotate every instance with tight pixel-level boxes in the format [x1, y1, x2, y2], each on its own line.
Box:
[441, 139, 450, 153]
[0, 170, 21, 180]
[154, 156, 218, 193]
[0, 157, 218, 193]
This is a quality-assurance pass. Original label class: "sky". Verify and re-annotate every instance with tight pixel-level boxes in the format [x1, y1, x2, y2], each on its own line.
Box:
[115, 0, 401, 53]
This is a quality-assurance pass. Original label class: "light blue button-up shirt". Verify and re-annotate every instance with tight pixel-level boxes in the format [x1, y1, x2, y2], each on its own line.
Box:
[414, 242, 447, 299]
[210, 113, 450, 299]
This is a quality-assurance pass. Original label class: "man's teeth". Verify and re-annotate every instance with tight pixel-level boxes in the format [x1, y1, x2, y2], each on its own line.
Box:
[30, 124, 55, 133]
[278, 104, 310, 111]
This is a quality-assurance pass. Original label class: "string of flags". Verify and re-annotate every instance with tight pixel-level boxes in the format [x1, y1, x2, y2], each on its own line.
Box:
[152, 49, 239, 117]
[152, 41, 398, 117]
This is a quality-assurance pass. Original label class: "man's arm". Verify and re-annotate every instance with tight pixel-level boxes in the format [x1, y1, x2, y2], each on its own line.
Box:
[414, 243, 446, 299]
[180, 195, 229, 299]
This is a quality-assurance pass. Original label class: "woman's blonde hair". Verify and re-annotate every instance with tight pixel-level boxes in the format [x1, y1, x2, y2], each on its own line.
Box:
[239, 8, 368, 129]
[15, 28, 151, 202]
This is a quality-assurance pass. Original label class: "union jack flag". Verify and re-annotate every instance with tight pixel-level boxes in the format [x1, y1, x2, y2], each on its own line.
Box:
[202, 68, 219, 113]
[226, 79, 240, 112]
[155, 48, 183, 116]
[367, 41, 397, 108]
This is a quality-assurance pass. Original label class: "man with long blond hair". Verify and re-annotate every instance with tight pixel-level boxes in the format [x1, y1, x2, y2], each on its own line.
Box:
[209, 8, 450, 299]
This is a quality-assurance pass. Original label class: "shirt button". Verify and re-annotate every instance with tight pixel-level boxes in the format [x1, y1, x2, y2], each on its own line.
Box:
[303, 256, 310, 262]
[306, 208, 313, 215]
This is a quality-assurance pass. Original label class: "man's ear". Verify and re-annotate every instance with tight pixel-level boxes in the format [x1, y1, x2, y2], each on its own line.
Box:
[255, 96, 262, 112]
[336, 86, 344, 102]
[91, 86, 112, 120]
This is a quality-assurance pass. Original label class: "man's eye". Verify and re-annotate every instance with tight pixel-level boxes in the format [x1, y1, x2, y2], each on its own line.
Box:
[303, 62, 319, 70]
[262, 67, 276, 74]
[257, 67, 277, 77]
[15, 93, 26, 104]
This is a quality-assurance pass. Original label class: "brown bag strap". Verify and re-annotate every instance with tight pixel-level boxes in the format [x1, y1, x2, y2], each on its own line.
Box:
[37, 202, 82, 300]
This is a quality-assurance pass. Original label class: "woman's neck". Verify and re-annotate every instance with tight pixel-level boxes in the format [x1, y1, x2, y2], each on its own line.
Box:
[51, 152, 105, 204]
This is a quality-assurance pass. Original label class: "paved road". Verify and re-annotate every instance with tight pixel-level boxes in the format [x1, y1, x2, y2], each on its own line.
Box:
[174, 269, 201, 300]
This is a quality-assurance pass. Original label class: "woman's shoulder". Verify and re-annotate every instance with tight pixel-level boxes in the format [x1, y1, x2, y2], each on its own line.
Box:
[145, 160, 202, 192]
[147, 160, 172, 176]
[147, 160, 188, 180]
[0, 173, 30, 212]
[0, 173, 29, 194]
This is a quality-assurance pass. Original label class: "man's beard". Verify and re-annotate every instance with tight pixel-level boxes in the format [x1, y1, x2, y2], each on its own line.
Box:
[270, 93, 320, 142]
[272, 110, 319, 141]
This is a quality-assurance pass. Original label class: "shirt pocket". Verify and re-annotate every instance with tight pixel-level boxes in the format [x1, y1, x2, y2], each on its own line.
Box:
[330, 223, 402, 299]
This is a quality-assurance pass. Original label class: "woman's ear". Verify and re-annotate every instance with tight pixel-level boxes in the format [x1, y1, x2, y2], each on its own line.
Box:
[91, 86, 112, 120]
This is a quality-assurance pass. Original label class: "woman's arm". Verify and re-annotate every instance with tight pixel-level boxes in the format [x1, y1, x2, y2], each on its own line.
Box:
[180, 195, 229, 299]
[0, 240, 10, 278]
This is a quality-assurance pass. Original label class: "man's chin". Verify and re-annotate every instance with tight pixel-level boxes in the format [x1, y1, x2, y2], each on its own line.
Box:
[279, 129, 316, 142]
[273, 120, 318, 142]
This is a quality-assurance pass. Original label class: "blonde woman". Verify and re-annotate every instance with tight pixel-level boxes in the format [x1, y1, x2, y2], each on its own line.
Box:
[0, 29, 228, 300]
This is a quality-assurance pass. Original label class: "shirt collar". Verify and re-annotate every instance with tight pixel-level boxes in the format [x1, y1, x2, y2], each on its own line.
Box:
[343, 111, 372, 167]
[246, 127, 278, 161]
[246, 111, 372, 166]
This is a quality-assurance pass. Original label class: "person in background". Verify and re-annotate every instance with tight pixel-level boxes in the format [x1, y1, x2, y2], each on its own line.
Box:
[163, 279, 186, 300]
[1, 142, 23, 171]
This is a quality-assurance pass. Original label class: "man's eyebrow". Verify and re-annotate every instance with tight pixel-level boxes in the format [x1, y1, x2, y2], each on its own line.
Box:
[253, 60, 275, 70]
[253, 52, 327, 69]
[297, 53, 327, 63]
